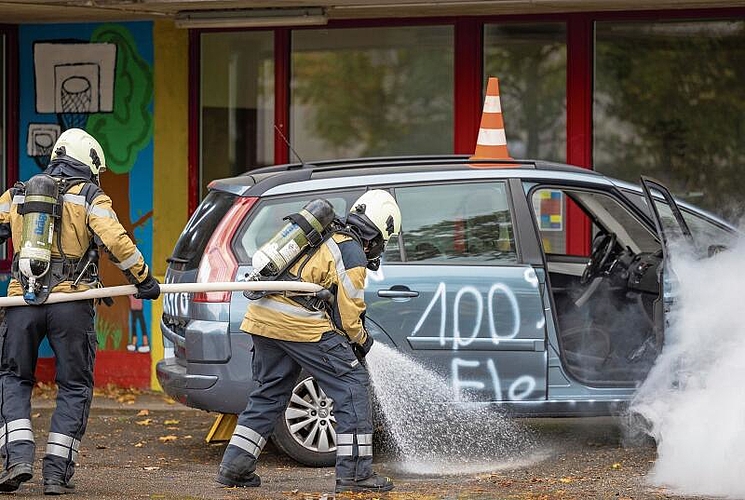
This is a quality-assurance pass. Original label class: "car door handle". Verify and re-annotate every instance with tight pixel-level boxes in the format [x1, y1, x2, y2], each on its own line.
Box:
[377, 288, 419, 298]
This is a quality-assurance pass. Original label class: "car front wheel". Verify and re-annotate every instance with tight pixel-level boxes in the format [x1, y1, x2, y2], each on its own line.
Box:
[271, 372, 336, 467]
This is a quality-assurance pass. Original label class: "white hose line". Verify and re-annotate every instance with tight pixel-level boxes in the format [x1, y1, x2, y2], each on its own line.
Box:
[0, 281, 323, 308]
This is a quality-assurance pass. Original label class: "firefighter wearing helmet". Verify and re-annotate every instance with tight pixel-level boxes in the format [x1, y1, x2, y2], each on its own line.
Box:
[0, 128, 160, 494]
[217, 189, 401, 494]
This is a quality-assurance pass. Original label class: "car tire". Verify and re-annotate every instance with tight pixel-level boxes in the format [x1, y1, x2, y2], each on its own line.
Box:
[271, 371, 336, 467]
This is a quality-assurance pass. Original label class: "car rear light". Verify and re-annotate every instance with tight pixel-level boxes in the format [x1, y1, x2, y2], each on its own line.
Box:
[193, 196, 257, 303]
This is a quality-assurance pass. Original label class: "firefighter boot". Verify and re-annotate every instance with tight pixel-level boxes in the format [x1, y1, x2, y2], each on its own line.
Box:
[335, 473, 394, 493]
[216, 453, 260, 488]
[43, 477, 76, 495]
[0, 462, 33, 492]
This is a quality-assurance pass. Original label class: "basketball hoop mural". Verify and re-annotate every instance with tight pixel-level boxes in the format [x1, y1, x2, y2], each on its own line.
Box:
[29, 41, 116, 169]
[26, 123, 61, 169]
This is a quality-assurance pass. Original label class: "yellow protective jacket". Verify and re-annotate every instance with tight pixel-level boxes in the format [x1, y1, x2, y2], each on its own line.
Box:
[0, 177, 150, 296]
[241, 232, 369, 345]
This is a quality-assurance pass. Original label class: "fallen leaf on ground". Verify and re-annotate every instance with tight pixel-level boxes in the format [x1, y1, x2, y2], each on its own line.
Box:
[136, 418, 153, 426]
[163, 419, 180, 425]
[137, 409, 150, 417]
[143, 466, 160, 471]
[158, 435, 178, 442]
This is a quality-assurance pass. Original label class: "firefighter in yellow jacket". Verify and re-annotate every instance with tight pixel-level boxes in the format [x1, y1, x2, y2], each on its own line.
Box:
[0, 128, 160, 495]
[217, 190, 401, 494]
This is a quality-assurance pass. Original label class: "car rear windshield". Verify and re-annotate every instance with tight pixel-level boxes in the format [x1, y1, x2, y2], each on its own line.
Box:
[169, 190, 237, 269]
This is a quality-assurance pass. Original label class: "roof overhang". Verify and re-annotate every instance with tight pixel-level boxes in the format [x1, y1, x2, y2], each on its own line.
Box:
[0, 0, 743, 25]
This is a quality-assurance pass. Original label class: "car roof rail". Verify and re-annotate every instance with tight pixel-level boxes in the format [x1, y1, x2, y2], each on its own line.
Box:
[245, 154, 541, 175]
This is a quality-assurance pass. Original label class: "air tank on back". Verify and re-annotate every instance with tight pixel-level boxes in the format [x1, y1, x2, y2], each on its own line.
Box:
[248, 198, 336, 281]
[18, 174, 58, 302]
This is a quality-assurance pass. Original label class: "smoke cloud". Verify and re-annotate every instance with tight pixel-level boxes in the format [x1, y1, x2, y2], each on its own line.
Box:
[629, 237, 745, 498]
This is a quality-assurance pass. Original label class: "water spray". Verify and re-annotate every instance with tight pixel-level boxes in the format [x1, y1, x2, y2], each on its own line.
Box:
[366, 343, 539, 475]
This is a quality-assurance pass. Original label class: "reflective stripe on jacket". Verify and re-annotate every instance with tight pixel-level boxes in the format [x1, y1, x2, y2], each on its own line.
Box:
[0, 181, 149, 296]
[241, 232, 369, 344]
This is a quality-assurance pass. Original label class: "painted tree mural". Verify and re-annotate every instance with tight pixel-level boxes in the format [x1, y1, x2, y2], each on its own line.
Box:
[86, 24, 153, 350]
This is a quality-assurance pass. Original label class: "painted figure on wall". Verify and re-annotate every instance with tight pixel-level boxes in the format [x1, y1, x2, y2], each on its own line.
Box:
[127, 295, 149, 353]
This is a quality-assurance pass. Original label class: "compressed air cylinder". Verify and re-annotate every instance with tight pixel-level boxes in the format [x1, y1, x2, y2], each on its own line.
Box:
[250, 198, 336, 279]
[18, 175, 58, 300]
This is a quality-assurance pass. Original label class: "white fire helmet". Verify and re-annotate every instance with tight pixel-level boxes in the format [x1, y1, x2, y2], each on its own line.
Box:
[50, 128, 107, 176]
[349, 189, 402, 243]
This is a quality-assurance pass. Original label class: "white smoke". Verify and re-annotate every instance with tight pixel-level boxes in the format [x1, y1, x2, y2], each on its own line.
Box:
[629, 237, 745, 498]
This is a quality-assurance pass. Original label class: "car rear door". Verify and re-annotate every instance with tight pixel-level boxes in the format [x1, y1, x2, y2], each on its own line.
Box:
[366, 180, 548, 402]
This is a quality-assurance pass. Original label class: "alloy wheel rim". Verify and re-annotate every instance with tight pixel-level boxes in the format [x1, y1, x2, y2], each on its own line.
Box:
[284, 376, 337, 453]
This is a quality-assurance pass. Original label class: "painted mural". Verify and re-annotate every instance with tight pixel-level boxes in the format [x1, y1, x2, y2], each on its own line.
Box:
[18, 22, 154, 387]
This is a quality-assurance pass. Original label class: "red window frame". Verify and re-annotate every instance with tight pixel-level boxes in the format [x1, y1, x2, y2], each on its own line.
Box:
[1, 24, 18, 273]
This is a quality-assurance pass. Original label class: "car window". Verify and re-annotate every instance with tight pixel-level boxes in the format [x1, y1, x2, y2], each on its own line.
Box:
[390, 182, 517, 264]
[170, 190, 237, 269]
[532, 187, 659, 256]
[531, 189, 567, 254]
[233, 193, 358, 264]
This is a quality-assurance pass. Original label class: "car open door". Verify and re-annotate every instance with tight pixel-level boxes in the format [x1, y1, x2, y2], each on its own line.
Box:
[639, 176, 693, 249]
[639, 176, 694, 337]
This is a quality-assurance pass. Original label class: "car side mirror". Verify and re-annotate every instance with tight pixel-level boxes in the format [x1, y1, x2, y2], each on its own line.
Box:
[708, 244, 727, 257]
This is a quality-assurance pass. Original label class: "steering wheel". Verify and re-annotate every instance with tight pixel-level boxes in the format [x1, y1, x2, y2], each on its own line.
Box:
[580, 232, 617, 284]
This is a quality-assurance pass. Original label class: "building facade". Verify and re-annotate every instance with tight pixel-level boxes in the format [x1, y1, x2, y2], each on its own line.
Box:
[0, 1, 743, 388]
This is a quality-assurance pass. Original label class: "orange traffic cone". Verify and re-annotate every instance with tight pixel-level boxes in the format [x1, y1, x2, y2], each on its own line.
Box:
[470, 77, 513, 167]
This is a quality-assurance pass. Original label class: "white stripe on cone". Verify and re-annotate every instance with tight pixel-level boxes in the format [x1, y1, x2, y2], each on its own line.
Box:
[476, 128, 507, 147]
[483, 95, 502, 113]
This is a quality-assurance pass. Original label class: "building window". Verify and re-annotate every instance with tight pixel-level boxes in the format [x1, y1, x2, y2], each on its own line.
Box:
[1, 33, 5, 266]
[594, 19, 745, 220]
[291, 26, 454, 161]
[199, 31, 275, 197]
[484, 23, 567, 162]
[1, 33, 5, 191]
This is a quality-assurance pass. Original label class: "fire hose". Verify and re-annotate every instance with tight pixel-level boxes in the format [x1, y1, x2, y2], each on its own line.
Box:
[0, 281, 324, 308]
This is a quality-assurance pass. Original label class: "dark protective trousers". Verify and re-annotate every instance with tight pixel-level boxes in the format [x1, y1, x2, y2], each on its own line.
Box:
[0, 301, 96, 482]
[221, 331, 374, 481]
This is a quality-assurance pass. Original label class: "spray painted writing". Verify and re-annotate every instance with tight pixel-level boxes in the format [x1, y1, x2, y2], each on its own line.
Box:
[451, 358, 537, 401]
[411, 282, 523, 349]
[407, 272, 544, 401]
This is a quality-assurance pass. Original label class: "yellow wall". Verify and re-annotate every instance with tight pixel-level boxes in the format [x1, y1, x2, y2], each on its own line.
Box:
[151, 20, 189, 390]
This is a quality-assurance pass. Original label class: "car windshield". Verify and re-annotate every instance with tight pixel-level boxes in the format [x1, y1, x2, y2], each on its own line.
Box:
[170, 190, 237, 269]
[621, 188, 739, 254]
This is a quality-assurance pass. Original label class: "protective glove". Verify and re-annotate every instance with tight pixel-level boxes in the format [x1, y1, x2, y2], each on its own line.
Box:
[135, 274, 161, 300]
[0, 223, 10, 244]
[352, 334, 374, 363]
[360, 334, 374, 356]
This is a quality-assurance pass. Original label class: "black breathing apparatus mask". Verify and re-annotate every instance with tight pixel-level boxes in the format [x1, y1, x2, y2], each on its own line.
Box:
[346, 212, 385, 270]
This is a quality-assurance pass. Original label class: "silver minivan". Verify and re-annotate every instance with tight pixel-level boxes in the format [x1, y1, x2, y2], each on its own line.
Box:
[156, 156, 737, 466]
